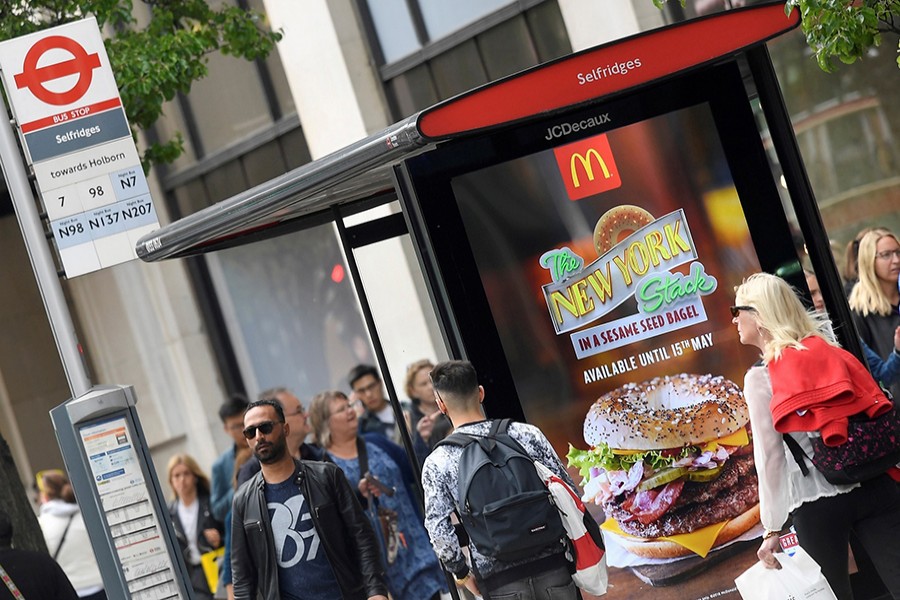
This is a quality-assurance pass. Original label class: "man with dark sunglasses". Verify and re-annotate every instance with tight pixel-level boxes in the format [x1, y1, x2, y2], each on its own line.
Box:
[236, 388, 324, 488]
[231, 399, 388, 600]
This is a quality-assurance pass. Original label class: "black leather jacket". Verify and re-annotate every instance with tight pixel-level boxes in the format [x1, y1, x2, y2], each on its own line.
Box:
[168, 492, 222, 558]
[231, 459, 387, 600]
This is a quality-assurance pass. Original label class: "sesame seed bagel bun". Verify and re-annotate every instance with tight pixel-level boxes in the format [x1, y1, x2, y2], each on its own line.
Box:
[611, 503, 760, 559]
[584, 373, 747, 451]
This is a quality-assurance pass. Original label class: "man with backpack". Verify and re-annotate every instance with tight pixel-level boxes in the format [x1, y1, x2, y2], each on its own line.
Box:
[421, 360, 578, 600]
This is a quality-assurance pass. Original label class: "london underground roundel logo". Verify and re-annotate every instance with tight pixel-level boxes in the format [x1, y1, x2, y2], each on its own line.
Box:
[13, 35, 101, 106]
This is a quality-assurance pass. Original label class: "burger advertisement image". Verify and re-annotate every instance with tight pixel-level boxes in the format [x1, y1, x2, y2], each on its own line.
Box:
[544, 198, 762, 566]
[568, 373, 759, 561]
[440, 86, 782, 598]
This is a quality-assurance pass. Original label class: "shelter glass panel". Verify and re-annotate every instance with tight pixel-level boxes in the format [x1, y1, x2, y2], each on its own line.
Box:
[348, 231, 450, 406]
[766, 31, 900, 243]
[207, 224, 374, 401]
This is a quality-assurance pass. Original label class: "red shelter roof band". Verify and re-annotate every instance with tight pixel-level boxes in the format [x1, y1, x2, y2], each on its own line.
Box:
[417, 2, 800, 139]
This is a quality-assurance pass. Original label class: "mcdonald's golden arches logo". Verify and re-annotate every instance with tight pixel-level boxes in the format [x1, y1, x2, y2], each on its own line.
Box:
[553, 133, 621, 200]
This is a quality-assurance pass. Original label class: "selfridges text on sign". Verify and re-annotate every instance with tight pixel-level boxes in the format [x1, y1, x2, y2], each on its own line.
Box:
[0, 17, 159, 278]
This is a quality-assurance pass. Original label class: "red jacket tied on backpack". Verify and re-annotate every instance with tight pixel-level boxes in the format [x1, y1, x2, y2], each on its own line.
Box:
[769, 336, 892, 446]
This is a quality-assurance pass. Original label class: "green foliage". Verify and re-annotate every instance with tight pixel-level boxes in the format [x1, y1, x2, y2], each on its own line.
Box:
[785, 0, 900, 71]
[651, 0, 900, 72]
[0, 1, 282, 170]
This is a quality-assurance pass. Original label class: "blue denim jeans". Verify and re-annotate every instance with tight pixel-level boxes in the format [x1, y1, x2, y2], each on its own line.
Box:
[486, 565, 577, 600]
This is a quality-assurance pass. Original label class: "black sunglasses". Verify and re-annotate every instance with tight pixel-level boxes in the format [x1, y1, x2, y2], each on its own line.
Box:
[242, 420, 281, 440]
[730, 305, 756, 318]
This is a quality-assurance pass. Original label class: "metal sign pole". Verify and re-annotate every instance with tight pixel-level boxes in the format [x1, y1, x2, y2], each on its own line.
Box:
[0, 110, 92, 397]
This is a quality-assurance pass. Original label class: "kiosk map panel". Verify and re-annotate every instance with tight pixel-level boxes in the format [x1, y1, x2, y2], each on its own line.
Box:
[81, 416, 182, 599]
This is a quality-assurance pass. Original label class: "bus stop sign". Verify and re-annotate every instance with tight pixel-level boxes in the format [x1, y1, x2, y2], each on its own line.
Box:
[14, 35, 102, 106]
[0, 17, 160, 278]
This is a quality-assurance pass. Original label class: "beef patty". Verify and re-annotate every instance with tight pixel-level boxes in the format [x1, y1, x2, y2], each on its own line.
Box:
[603, 454, 759, 538]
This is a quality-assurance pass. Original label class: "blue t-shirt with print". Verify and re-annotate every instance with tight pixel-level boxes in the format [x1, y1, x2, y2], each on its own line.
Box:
[264, 471, 340, 600]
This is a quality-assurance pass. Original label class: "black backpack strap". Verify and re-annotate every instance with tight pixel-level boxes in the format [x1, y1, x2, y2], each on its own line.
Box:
[436, 420, 524, 455]
[52, 513, 75, 560]
[356, 436, 369, 476]
[490, 419, 533, 457]
[783, 433, 810, 477]
[435, 431, 476, 449]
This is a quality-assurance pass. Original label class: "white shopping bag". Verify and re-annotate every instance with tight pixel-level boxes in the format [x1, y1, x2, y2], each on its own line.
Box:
[735, 547, 838, 600]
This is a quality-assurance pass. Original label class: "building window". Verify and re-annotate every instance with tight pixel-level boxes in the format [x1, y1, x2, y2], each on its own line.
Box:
[418, 0, 514, 42]
[363, 0, 515, 64]
[362, 0, 422, 63]
[358, 0, 571, 119]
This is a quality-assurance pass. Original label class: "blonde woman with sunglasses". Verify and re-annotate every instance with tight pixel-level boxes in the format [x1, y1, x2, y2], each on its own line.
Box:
[734, 273, 900, 600]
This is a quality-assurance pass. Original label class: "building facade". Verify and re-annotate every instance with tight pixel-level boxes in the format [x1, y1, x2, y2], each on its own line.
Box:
[0, 0, 897, 496]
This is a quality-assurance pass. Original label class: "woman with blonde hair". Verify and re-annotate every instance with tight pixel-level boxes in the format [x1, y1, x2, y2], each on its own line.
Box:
[309, 390, 448, 600]
[842, 227, 886, 293]
[166, 454, 223, 600]
[850, 229, 900, 399]
[37, 470, 106, 600]
[733, 273, 900, 600]
[404, 359, 451, 463]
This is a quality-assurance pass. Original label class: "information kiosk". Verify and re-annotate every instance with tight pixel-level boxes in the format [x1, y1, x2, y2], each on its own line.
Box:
[50, 386, 193, 599]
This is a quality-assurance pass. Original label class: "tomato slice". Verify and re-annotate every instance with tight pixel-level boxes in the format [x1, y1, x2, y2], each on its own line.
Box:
[731, 442, 755, 457]
[659, 448, 686, 458]
[621, 479, 685, 524]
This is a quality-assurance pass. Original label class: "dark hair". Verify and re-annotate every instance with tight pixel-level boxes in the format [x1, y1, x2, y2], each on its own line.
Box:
[430, 360, 479, 400]
[219, 393, 250, 423]
[41, 471, 76, 503]
[245, 398, 285, 422]
[0, 510, 11, 546]
[347, 364, 379, 389]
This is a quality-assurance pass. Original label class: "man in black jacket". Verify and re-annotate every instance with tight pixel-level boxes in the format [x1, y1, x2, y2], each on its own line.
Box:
[231, 399, 387, 600]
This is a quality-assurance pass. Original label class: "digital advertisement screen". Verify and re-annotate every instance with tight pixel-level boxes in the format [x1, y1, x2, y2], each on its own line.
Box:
[451, 101, 763, 585]
[407, 62, 802, 598]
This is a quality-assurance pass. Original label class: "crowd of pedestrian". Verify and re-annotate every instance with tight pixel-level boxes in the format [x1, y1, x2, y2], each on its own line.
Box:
[211, 358, 585, 600]
[7, 222, 898, 600]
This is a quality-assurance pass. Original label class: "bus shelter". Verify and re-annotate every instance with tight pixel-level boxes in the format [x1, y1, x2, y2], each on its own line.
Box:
[138, 4, 878, 598]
